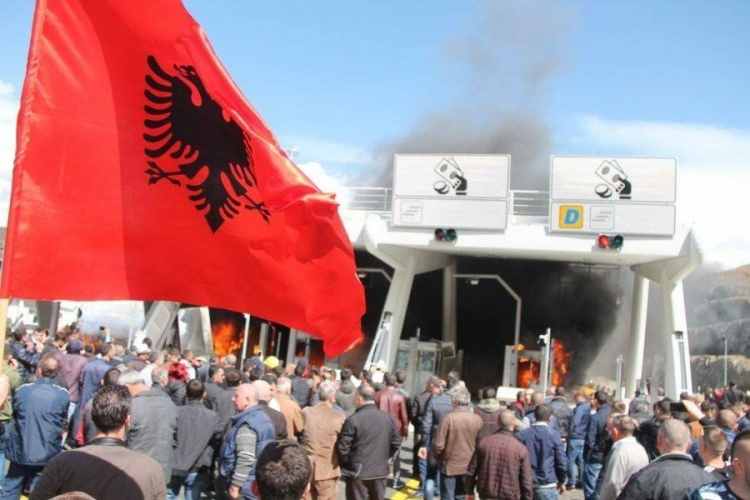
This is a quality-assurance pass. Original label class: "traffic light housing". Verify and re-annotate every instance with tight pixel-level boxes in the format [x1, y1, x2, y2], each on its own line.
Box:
[434, 228, 457, 242]
[596, 233, 624, 250]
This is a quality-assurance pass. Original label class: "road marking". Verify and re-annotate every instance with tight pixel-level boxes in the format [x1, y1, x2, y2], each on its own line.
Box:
[391, 478, 421, 500]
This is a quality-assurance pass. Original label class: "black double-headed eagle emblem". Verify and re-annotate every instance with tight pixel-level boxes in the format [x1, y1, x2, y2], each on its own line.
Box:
[143, 56, 270, 232]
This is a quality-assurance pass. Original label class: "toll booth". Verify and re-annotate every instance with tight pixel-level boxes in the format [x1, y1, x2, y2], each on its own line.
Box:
[394, 338, 458, 397]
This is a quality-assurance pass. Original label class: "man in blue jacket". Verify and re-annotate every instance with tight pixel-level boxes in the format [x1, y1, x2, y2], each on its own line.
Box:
[1, 355, 70, 500]
[567, 390, 591, 490]
[583, 391, 610, 500]
[518, 404, 567, 500]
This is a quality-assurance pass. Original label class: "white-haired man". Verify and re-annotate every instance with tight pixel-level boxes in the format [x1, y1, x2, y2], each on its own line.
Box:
[432, 386, 483, 499]
[302, 381, 345, 499]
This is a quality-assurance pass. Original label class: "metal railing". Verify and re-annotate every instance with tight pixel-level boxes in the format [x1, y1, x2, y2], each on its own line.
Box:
[509, 190, 550, 217]
[345, 187, 393, 212]
[344, 187, 550, 218]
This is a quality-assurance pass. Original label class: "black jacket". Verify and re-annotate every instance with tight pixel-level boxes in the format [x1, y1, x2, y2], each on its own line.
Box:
[617, 453, 713, 500]
[173, 401, 223, 476]
[635, 417, 668, 461]
[204, 381, 225, 411]
[584, 404, 610, 464]
[548, 397, 573, 440]
[336, 379, 357, 417]
[291, 376, 311, 408]
[335, 404, 400, 480]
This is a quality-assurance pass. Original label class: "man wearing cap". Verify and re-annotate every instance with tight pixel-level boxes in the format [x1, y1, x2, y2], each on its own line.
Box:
[263, 356, 280, 372]
[58, 339, 88, 421]
[127, 344, 151, 373]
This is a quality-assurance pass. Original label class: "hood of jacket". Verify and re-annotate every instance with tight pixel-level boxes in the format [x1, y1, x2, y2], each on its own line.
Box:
[476, 399, 502, 413]
[339, 379, 355, 395]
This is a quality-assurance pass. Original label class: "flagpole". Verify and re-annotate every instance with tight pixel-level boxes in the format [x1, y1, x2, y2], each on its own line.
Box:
[241, 313, 251, 364]
[0, 298, 6, 360]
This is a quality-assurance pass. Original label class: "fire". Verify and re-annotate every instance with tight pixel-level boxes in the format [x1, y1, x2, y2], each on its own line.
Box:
[552, 341, 572, 387]
[517, 356, 540, 389]
[212, 321, 243, 358]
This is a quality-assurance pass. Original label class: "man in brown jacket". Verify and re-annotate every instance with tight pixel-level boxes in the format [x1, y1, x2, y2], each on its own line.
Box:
[465, 409, 533, 500]
[433, 386, 483, 499]
[302, 381, 345, 500]
[277, 376, 304, 441]
[374, 373, 409, 488]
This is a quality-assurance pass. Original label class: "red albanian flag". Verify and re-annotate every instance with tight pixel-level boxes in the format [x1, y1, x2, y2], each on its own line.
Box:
[2, 0, 365, 357]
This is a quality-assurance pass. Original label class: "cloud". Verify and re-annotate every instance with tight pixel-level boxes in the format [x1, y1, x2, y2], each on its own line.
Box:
[575, 115, 750, 269]
[281, 135, 372, 166]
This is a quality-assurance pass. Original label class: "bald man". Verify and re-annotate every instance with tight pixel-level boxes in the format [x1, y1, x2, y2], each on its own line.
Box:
[251, 380, 287, 440]
[466, 409, 532, 500]
[689, 429, 750, 500]
[618, 420, 713, 500]
[217, 384, 278, 500]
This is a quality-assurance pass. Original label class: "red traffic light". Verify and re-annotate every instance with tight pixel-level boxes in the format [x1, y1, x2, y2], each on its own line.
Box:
[434, 228, 446, 241]
[597, 234, 611, 249]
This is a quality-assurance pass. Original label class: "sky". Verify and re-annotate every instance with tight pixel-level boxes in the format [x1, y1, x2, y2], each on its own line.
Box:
[1, 1, 749, 269]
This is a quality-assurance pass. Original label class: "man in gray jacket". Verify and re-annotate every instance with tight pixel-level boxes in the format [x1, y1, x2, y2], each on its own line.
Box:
[119, 369, 178, 487]
[170, 379, 224, 499]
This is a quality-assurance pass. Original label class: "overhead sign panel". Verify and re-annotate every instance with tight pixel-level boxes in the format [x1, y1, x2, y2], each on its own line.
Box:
[549, 156, 676, 236]
[392, 154, 510, 230]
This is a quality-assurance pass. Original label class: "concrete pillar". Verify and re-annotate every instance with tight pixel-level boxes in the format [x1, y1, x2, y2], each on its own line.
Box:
[377, 256, 416, 371]
[662, 280, 692, 398]
[442, 261, 457, 345]
[286, 329, 298, 366]
[259, 322, 269, 357]
[625, 273, 649, 398]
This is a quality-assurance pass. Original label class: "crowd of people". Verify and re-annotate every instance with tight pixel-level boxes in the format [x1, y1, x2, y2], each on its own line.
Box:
[0, 326, 749, 500]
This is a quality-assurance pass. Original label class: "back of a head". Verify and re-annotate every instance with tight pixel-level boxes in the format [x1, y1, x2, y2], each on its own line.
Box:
[395, 370, 407, 385]
[428, 375, 442, 391]
[555, 387, 566, 398]
[277, 377, 292, 394]
[659, 419, 691, 452]
[253, 380, 272, 402]
[248, 367, 264, 382]
[255, 440, 311, 500]
[498, 409, 516, 430]
[612, 415, 637, 437]
[717, 409, 739, 431]
[103, 368, 121, 387]
[294, 364, 305, 377]
[449, 387, 471, 406]
[534, 404, 553, 423]
[187, 379, 205, 401]
[318, 381, 336, 402]
[384, 373, 397, 387]
[39, 355, 59, 378]
[225, 368, 242, 388]
[358, 384, 376, 402]
[340, 368, 352, 381]
[151, 367, 168, 385]
[117, 368, 145, 387]
[446, 375, 460, 390]
[483, 387, 497, 400]
[594, 390, 609, 406]
[701, 400, 718, 414]
[100, 343, 113, 357]
[654, 398, 672, 416]
[92, 385, 131, 433]
[731, 430, 750, 463]
[702, 425, 728, 457]
[531, 391, 545, 406]
[261, 373, 277, 386]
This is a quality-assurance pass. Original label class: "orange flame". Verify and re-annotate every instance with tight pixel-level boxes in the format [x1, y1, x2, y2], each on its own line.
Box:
[516, 343, 525, 351]
[517, 356, 540, 389]
[552, 341, 572, 387]
[212, 321, 243, 358]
